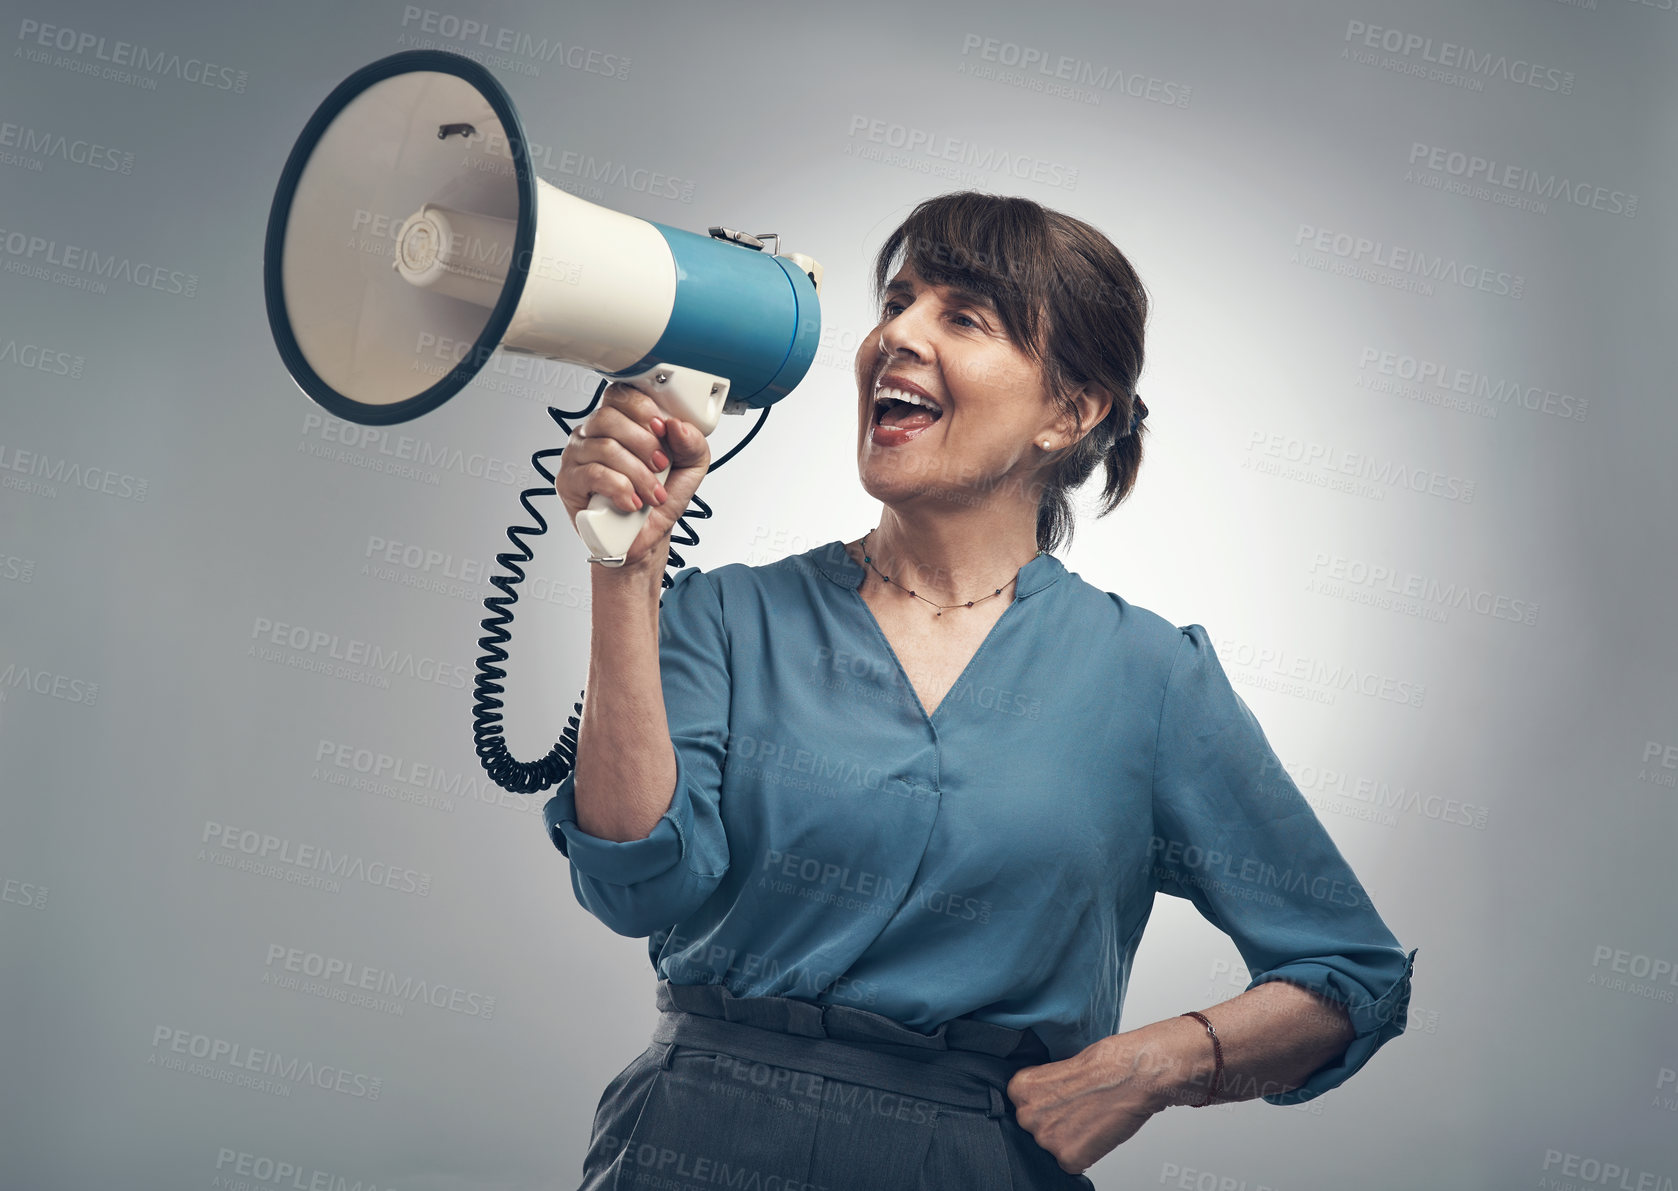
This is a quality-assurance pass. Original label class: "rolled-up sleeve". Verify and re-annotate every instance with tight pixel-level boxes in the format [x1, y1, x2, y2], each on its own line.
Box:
[542, 565, 731, 938]
[1149, 625, 1417, 1104]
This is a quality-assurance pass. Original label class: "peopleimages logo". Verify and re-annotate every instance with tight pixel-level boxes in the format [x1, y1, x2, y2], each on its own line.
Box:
[846, 114, 1079, 191]
[264, 943, 496, 1019]
[0, 338, 84, 378]
[2, 876, 48, 909]
[1342, 20, 1575, 94]
[0, 224, 197, 297]
[1356, 346, 1589, 423]
[1244, 430, 1477, 504]
[1639, 740, 1678, 791]
[1539, 1150, 1673, 1191]
[0, 661, 98, 705]
[248, 615, 470, 691]
[462, 129, 696, 203]
[359, 533, 502, 604]
[0, 118, 133, 173]
[759, 850, 994, 924]
[1407, 142, 1637, 217]
[1211, 633, 1427, 710]
[199, 819, 433, 898]
[298, 413, 520, 487]
[956, 33, 1192, 108]
[1259, 754, 1492, 831]
[0, 552, 36, 584]
[653, 929, 882, 1007]
[149, 1026, 381, 1100]
[1293, 223, 1525, 299]
[312, 735, 546, 816]
[213, 1149, 397, 1191]
[1306, 551, 1540, 627]
[0, 441, 148, 500]
[15, 18, 249, 92]
[1148, 836, 1366, 908]
[396, 6, 630, 79]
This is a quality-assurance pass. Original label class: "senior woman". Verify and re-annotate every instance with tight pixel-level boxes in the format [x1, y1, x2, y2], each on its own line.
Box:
[549, 191, 1416, 1190]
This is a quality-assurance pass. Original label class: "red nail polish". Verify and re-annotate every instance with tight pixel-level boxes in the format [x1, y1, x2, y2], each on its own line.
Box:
[651, 417, 666, 434]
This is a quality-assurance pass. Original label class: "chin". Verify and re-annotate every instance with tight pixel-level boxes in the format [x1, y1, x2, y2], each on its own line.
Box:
[858, 462, 942, 509]
[855, 458, 902, 503]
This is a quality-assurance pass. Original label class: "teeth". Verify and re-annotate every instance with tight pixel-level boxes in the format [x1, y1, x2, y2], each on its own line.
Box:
[876, 386, 941, 414]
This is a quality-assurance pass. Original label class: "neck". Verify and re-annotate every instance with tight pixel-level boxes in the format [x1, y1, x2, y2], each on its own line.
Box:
[865, 504, 1041, 605]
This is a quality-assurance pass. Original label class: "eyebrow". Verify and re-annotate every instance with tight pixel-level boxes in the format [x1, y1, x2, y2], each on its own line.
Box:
[883, 278, 998, 311]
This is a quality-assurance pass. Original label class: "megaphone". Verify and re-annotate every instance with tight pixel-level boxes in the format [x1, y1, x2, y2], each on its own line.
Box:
[263, 50, 822, 563]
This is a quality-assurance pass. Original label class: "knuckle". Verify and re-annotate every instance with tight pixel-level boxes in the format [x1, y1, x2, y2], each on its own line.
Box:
[605, 384, 654, 420]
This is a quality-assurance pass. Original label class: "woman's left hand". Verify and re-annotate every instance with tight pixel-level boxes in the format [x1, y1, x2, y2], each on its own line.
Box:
[1005, 1028, 1175, 1175]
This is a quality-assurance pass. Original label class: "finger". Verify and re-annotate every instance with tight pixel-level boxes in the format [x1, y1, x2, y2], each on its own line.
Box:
[579, 460, 645, 514]
[567, 424, 664, 503]
[559, 436, 653, 502]
[661, 417, 709, 468]
[576, 438, 666, 507]
[599, 381, 666, 429]
[580, 405, 670, 474]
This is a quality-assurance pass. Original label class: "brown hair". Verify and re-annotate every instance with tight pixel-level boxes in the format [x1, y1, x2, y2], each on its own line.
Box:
[872, 191, 1150, 553]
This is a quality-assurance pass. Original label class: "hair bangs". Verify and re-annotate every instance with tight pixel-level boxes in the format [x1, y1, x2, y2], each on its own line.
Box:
[872, 192, 1054, 358]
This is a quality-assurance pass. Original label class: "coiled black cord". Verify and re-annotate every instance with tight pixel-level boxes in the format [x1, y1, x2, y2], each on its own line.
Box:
[472, 378, 771, 794]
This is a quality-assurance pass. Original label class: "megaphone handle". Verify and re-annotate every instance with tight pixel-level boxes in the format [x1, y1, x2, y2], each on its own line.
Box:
[572, 364, 731, 566]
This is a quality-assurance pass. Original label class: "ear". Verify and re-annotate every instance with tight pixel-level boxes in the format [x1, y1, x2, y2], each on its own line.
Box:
[1059, 382, 1114, 443]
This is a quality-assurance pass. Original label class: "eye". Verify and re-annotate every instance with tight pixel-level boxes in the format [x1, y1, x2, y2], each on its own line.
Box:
[878, 298, 988, 331]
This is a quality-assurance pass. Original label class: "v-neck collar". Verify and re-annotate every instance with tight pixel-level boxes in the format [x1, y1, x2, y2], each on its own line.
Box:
[807, 539, 1064, 599]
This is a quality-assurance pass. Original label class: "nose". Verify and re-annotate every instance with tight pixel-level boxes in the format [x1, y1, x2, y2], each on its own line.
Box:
[876, 300, 935, 366]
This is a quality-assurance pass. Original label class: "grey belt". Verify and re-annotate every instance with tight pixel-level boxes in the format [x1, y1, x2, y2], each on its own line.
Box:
[650, 979, 1052, 1118]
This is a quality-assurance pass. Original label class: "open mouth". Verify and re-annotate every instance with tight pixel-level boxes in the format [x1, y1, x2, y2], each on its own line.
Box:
[872, 386, 944, 430]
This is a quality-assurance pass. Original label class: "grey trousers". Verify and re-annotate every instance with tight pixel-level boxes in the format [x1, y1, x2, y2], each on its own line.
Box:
[578, 980, 1097, 1191]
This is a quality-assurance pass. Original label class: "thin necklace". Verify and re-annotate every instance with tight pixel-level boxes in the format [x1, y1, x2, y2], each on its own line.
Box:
[860, 529, 1041, 617]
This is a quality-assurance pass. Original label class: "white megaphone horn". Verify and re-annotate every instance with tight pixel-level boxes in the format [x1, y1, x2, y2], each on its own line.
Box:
[263, 50, 822, 564]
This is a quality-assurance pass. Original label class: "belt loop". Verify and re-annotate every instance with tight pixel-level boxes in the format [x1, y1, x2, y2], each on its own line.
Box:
[658, 1041, 677, 1071]
[781, 998, 827, 1038]
[986, 1085, 1007, 1119]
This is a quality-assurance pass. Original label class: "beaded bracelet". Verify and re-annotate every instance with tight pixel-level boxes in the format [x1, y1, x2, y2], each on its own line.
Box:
[1180, 1011, 1224, 1107]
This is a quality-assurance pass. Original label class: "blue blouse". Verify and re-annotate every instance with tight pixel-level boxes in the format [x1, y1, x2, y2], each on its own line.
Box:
[544, 540, 1416, 1103]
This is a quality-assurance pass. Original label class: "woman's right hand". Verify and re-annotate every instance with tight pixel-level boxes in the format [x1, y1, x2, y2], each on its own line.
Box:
[555, 381, 712, 573]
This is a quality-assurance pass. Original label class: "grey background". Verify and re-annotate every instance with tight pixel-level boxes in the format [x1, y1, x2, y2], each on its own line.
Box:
[1, 0, 1674, 1187]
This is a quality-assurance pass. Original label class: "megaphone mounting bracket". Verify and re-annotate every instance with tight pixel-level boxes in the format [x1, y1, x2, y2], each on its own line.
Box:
[706, 228, 823, 294]
[708, 226, 774, 253]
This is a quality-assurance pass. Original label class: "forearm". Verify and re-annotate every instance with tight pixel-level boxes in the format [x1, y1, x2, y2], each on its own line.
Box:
[572, 544, 678, 842]
[1132, 981, 1355, 1110]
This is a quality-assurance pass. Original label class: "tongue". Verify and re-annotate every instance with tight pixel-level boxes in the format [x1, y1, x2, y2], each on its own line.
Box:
[880, 405, 936, 429]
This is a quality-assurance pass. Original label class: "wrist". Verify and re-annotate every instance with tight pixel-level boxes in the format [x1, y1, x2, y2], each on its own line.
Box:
[589, 553, 666, 637]
[1137, 1014, 1221, 1112]
[590, 545, 667, 591]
